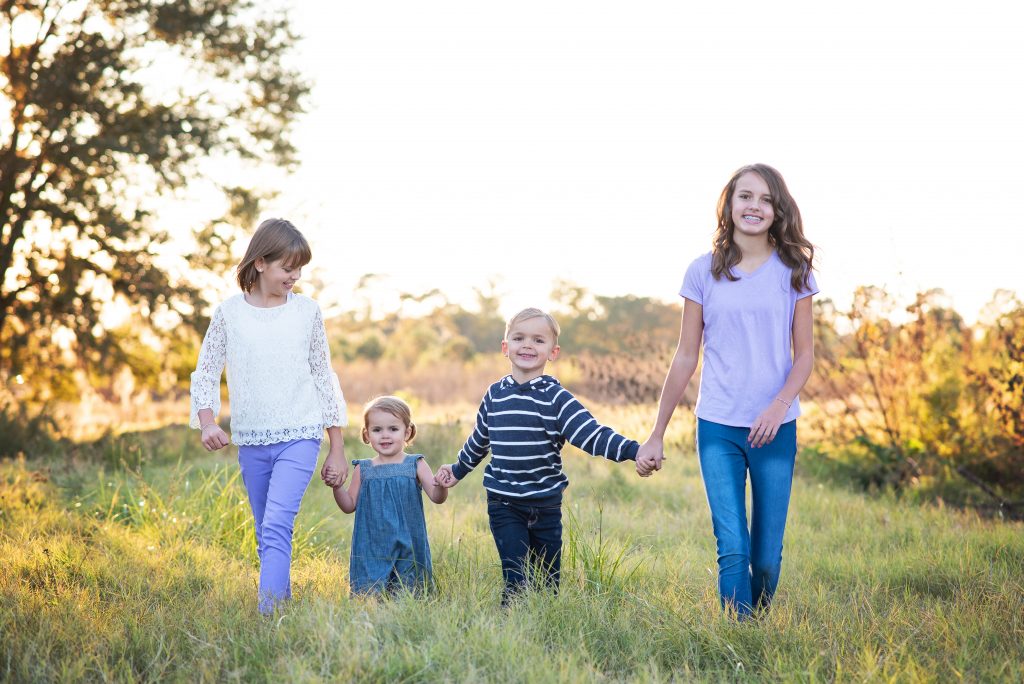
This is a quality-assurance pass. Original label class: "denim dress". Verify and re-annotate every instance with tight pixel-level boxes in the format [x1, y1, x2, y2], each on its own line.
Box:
[349, 454, 433, 595]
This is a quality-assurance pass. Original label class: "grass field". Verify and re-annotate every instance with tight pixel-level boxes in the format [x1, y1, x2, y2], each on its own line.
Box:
[2, 418, 1023, 683]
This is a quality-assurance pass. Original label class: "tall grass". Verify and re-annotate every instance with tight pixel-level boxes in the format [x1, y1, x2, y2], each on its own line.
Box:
[2, 417, 1022, 682]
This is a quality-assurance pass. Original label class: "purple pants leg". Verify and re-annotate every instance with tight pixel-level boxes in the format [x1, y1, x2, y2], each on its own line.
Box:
[237, 438, 319, 614]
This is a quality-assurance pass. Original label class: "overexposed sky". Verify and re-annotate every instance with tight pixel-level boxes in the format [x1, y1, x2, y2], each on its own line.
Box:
[250, 0, 1022, 321]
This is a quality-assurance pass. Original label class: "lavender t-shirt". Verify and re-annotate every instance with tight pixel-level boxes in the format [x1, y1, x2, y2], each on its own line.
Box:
[680, 251, 818, 428]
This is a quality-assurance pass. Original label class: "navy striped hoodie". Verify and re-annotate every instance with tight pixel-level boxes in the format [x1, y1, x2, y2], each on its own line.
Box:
[451, 374, 639, 499]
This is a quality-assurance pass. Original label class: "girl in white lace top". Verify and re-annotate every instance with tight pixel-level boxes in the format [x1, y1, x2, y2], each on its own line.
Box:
[189, 218, 348, 614]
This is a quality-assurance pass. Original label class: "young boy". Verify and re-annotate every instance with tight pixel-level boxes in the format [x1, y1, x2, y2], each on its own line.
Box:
[436, 307, 639, 603]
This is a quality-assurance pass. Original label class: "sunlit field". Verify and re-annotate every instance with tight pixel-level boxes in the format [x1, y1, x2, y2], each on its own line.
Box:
[2, 409, 1022, 683]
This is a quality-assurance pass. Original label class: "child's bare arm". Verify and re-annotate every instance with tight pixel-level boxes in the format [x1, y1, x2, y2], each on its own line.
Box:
[333, 465, 361, 513]
[417, 459, 448, 504]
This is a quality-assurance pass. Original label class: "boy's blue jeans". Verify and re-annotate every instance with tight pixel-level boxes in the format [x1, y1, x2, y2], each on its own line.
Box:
[237, 438, 319, 615]
[487, 492, 562, 604]
[696, 418, 797, 618]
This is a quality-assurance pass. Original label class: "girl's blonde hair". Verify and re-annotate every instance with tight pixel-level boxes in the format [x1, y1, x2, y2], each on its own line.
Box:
[236, 218, 312, 292]
[712, 163, 815, 292]
[505, 307, 561, 343]
[361, 396, 417, 445]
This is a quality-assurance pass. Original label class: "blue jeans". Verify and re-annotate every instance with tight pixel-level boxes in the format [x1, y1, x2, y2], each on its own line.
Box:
[696, 418, 797, 618]
[237, 439, 319, 614]
[487, 492, 562, 604]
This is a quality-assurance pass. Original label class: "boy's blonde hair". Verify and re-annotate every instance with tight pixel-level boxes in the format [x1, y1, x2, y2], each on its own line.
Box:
[361, 395, 417, 445]
[504, 307, 560, 342]
[236, 218, 312, 292]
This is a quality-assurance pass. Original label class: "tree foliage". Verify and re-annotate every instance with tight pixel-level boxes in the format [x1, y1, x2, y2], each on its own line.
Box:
[808, 287, 1024, 512]
[0, 0, 308, 399]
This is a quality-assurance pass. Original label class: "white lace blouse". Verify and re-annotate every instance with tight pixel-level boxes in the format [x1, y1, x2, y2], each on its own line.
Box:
[189, 293, 347, 445]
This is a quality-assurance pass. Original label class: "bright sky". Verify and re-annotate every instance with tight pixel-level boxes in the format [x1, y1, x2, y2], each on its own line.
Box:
[250, 0, 1022, 322]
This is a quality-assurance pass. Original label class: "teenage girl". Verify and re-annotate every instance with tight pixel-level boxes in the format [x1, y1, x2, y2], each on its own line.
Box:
[636, 164, 817, 618]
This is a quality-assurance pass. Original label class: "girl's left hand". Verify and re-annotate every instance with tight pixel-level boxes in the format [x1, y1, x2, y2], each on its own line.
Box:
[748, 400, 788, 448]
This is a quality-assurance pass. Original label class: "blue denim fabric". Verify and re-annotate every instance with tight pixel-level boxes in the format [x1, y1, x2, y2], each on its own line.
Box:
[696, 418, 797, 618]
[349, 454, 432, 595]
[237, 438, 319, 615]
[486, 492, 562, 604]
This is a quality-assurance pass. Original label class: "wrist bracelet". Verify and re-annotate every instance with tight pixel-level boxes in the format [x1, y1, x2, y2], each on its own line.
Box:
[775, 397, 792, 408]
[200, 423, 215, 430]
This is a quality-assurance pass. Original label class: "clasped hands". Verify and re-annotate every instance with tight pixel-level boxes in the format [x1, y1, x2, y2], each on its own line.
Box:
[635, 439, 665, 477]
[320, 449, 349, 489]
[434, 465, 458, 489]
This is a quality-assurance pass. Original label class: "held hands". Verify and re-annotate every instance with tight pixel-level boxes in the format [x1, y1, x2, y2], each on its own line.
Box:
[321, 446, 349, 488]
[434, 464, 458, 489]
[635, 437, 665, 477]
[748, 399, 789, 448]
[200, 423, 230, 452]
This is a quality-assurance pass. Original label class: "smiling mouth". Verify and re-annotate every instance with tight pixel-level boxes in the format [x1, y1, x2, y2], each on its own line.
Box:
[742, 214, 763, 223]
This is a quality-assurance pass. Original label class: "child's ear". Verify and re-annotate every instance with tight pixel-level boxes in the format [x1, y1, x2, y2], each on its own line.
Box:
[254, 256, 266, 274]
[549, 345, 560, 361]
[361, 428, 370, 445]
[501, 340, 509, 357]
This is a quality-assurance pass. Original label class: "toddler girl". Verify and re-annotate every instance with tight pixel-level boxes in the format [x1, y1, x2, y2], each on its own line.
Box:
[333, 396, 447, 595]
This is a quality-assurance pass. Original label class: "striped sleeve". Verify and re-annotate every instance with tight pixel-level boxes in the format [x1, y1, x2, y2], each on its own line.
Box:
[452, 394, 492, 479]
[553, 389, 639, 462]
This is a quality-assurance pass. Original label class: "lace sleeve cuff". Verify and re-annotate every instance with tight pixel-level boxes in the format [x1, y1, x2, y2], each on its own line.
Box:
[189, 377, 222, 429]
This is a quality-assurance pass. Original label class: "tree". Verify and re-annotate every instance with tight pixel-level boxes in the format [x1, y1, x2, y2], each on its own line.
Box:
[0, 0, 308, 398]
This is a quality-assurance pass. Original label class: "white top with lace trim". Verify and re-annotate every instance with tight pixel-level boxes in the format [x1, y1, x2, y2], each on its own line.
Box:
[189, 293, 347, 445]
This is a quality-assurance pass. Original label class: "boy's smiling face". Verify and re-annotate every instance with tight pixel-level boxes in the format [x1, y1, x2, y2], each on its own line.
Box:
[502, 316, 560, 383]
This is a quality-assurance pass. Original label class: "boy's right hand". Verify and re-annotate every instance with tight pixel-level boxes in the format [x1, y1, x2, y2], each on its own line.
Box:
[435, 464, 458, 488]
[200, 424, 230, 452]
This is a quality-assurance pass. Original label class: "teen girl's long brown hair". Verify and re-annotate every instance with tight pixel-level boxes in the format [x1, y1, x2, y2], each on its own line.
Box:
[711, 163, 815, 292]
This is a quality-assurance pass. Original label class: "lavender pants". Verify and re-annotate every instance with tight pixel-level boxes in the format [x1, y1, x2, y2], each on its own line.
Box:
[237, 438, 319, 614]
